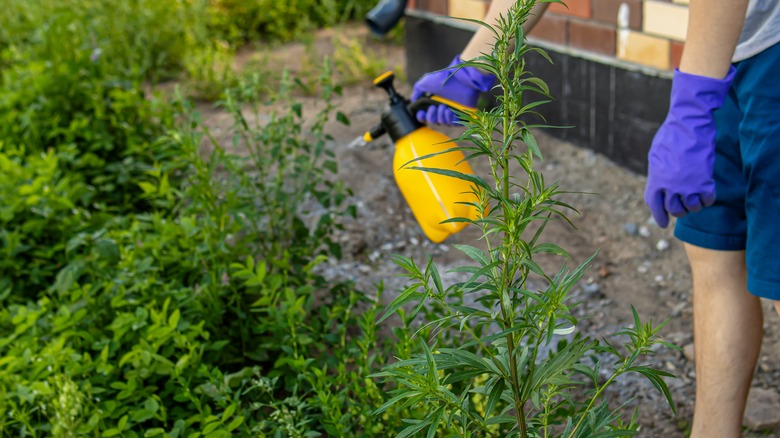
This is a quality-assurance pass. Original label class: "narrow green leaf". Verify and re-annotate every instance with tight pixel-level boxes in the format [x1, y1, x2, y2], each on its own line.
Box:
[398, 419, 433, 438]
[627, 366, 677, 415]
[373, 391, 422, 415]
[453, 244, 491, 267]
[426, 409, 444, 438]
[437, 348, 491, 373]
[521, 258, 549, 281]
[521, 128, 542, 159]
[408, 166, 490, 190]
[378, 286, 425, 324]
[485, 378, 505, 418]
[532, 243, 571, 259]
[427, 258, 444, 296]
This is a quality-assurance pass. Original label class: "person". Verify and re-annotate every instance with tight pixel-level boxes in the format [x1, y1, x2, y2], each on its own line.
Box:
[410, 0, 780, 436]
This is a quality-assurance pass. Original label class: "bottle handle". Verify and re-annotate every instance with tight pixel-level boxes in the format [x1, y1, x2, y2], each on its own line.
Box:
[408, 93, 477, 116]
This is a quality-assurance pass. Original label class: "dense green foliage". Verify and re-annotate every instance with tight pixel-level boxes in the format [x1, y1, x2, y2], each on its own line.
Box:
[0, 0, 402, 436]
[208, 0, 376, 43]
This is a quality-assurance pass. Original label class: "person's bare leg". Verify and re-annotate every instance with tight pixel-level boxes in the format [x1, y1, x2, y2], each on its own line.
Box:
[686, 244, 762, 438]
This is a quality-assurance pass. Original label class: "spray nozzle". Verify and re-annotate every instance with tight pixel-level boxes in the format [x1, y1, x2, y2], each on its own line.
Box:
[373, 71, 404, 104]
[362, 72, 478, 144]
[361, 71, 417, 143]
[365, 0, 408, 36]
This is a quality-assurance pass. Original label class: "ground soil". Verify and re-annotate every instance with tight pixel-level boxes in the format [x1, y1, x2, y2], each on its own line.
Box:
[201, 26, 780, 437]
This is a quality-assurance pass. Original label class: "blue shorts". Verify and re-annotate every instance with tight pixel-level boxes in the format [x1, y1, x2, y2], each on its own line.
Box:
[674, 41, 780, 300]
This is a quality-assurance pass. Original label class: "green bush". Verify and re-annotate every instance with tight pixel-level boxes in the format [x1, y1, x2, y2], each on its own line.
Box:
[0, 0, 425, 435]
[207, 0, 377, 44]
[0, 1, 405, 432]
[0, 70, 404, 435]
[0, 0, 205, 83]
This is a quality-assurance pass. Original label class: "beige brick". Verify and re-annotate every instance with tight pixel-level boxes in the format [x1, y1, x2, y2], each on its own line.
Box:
[672, 0, 690, 4]
[643, 1, 688, 41]
[448, 0, 487, 20]
[617, 30, 671, 70]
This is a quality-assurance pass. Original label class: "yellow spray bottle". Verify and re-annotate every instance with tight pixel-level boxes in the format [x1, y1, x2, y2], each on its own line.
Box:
[363, 71, 482, 243]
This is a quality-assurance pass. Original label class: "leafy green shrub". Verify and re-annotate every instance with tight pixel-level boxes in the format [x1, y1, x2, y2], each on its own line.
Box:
[331, 33, 391, 86]
[0, 1, 435, 435]
[0, 0, 205, 83]
[207, 0, 377, 43]
[0, 50, 180, 299]
[0, 58, 414, 435]
[372, 1, 678, 437]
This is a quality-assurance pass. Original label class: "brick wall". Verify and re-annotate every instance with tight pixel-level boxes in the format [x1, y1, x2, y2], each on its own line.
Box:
[407, 0, 690, 71]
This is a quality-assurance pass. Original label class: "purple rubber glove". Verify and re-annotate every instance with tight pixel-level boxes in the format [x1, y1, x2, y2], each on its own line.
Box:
[410, 55, 496, 125]
[644, 66, 736, 228]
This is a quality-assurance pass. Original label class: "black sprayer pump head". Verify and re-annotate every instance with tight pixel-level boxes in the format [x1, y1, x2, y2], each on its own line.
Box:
[365, 0, 408, 36]
[365, 71, 423, 143]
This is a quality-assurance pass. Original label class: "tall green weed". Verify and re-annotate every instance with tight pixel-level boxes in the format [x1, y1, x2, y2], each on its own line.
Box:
[373, 1, 678, 436]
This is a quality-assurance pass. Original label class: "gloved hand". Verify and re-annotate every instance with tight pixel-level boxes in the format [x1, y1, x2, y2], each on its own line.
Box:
[410, 55, 496, 125]
[644, 66, 736, 228]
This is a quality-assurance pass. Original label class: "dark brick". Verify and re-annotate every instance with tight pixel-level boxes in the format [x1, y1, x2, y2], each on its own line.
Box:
[413, 0, 447, 15]
[671, 41, 684, 69]
[529, 13, 568, 46]
[612, 116, 659, 173]
[403, 15, 474, 82]
[549, 0, 592, 19]
[592, 0, 642, 30]
[613, 69, 670, 121]
[569, 18, 616, 56]
[561, 54, 590, 103]
[592, 62, 615, 157]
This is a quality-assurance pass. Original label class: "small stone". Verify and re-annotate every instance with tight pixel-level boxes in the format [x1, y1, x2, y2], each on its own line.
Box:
[439, 245, 449, 252]
[682, 343, 695, 363]
[666, 331, 688, 344]
[665, 361, 676, 372]
[639, 225, 651, 238]
[380, 243, 394, 251]
[623, 223, 639, 236]
[670, 302, 687, 317]
[409, 237, 419, 246]
[583, 283, 601, 295]
[638, 264, 650, 274]
[654, 274, 664, 283]
[584, 150, 597, 165]
[656, 239, 671, 251]
[357, 264, 371, 274]
[744, 388, 780, 431]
